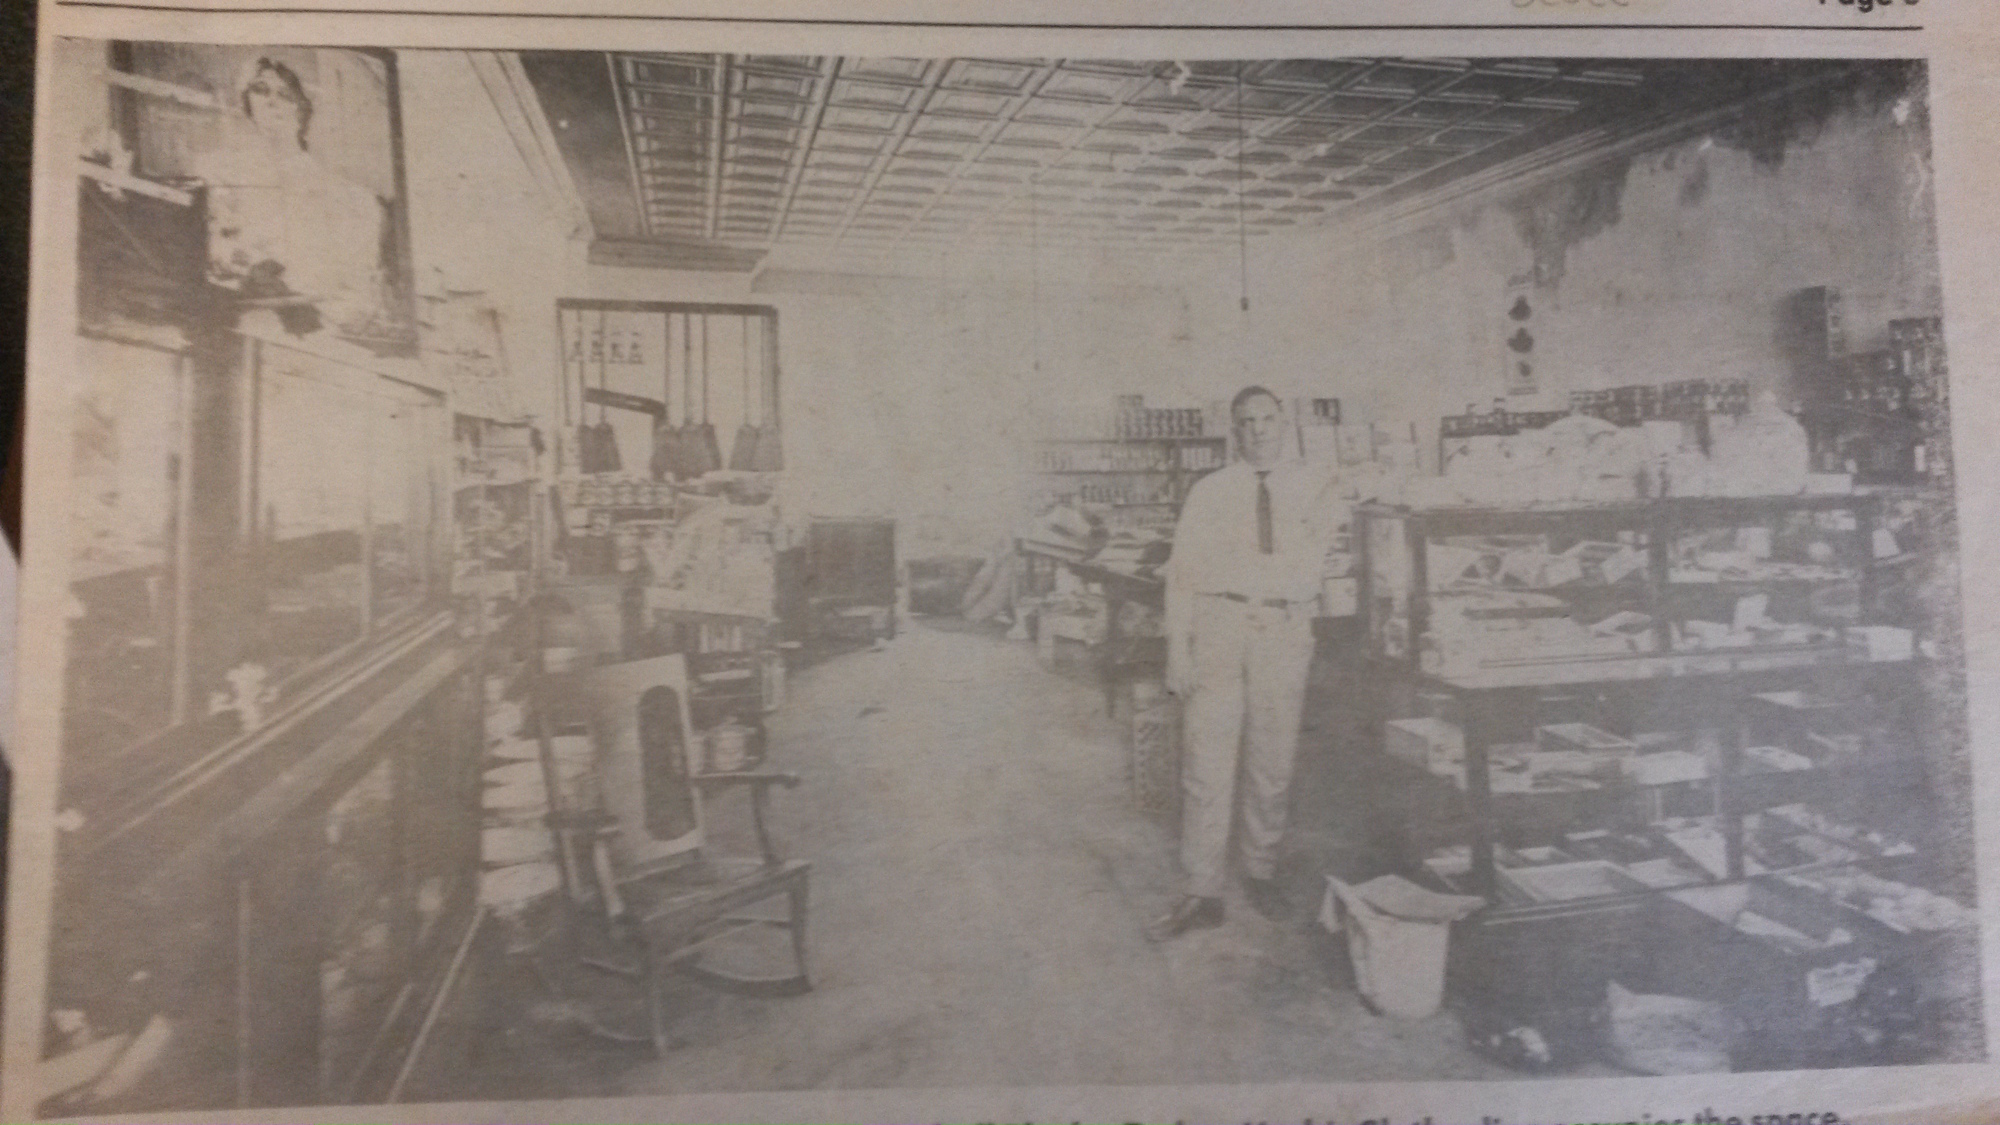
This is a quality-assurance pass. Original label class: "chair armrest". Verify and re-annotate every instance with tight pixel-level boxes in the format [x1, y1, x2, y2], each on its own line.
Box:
[690, 772, 800, 864]
[690, 770, 802, 790]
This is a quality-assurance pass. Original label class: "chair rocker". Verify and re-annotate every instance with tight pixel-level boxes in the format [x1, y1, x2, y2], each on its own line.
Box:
[537, 651, 812, 1057]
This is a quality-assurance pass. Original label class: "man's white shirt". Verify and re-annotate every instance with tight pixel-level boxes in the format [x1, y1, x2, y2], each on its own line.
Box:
[1166, 458, 1344, 607]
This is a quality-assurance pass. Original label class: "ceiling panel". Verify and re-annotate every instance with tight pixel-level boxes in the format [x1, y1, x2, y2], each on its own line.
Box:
[528, 54, 1852, 256]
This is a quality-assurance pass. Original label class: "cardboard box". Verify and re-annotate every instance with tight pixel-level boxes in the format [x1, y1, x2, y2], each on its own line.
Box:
[1534, 723, 1637, 780]
[1498, 860, 1648, 905]
[1384, 716, 1464, 772]
[1537, 722, 1638, 756]
[1621, 750, 1709, 786]
[1845, 625, 1914, 662]
[1649, 882, 1898, 1053]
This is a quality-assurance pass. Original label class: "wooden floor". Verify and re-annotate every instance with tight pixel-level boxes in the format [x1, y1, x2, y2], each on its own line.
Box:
[423, 618, 1511, 1102]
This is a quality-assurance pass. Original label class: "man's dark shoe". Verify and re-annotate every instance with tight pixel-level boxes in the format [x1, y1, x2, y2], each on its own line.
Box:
[1145, 895, 1224, 942]
[1244, 876, 1292, 921]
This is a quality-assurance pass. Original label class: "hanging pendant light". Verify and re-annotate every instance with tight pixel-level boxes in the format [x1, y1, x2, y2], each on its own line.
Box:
[1235, 67, 1251, 316]
[1030, 169, 1042, 373]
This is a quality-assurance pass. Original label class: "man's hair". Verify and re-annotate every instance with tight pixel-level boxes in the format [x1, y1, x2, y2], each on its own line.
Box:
[1230, 385, 1281, 418]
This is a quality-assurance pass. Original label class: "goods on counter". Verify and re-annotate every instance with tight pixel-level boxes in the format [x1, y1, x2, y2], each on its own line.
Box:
[1846, 625, 1915, 662]
[1431, 745, 1602, 794]
[1423, 593, 1660, 675]
[1765, 804, 1916, 858]
[1655, 810, 1893, 876]
[1537, 722, 1636, 756]
[1522, 749, 1626, 782]
[1017, 502, 1102, 563]
[1705, 394, 1812, 497]
[1668, 882, 1860, 957]
[1623, 856, 1708, 888]
[1112, 402, 1207, 440]
[1498, 860, 1648, 904]
[1743, 745, 1815, 773]
[1423, 845, 1473, 882]
[1673, 619, 1838, 651]
[642, 497, 777, 618]
[1427, 384, 1815, 507]
[1781, 868, 1973, 933]
[1428, 535, 1648, 592]
[1091, 529, 1172, 576]
[1384, 717, 1463, 772]
[1428, 833, 1716, 897]
[1660, 819, 1757, 879]
[1622, 750, 1710, 786]
[1041, 591, 1108, 645]
[1434, 412, 1649, 505]
[563, 475, 677, 508]
[907, 555, 985, 616]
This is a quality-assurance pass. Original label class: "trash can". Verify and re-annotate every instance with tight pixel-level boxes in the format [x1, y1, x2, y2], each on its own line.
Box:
[1321, 875, 1485, 1020]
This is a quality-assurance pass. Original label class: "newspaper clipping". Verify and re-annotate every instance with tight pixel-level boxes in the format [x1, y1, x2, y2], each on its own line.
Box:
[9, 1, 2000, 1122]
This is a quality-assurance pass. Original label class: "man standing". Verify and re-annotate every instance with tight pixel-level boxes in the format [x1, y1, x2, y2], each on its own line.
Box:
[1147, 386, 1340, 941]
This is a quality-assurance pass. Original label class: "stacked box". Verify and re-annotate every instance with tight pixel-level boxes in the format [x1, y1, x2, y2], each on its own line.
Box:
[1385, 717, 1464, 772]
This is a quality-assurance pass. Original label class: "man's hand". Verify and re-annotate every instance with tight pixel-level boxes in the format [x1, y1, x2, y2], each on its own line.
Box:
[1166, 634, 1196, 698]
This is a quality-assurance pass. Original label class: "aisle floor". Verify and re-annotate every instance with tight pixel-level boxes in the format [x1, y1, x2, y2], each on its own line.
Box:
[455, 619, 1510, 1098]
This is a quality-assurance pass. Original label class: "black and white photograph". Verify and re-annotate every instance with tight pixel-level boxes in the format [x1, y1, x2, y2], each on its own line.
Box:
[12, 31, 1990, 1121]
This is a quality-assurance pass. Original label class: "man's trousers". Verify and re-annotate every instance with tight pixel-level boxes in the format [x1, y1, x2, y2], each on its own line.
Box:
[1179, 596, 1316, 899]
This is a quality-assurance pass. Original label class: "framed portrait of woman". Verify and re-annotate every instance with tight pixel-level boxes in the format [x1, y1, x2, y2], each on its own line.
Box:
[112, 43, 417, 352]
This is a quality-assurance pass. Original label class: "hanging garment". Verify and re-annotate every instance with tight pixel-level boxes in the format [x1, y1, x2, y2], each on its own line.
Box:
[578, 420, 620, 474]
[649, 308, 685, 481]
[749, 318, 783, 472]
[688, 314, 723, 476]
[650, 418, 683, 482]
[748, 420, 783, 472]
[729, 316, 760, 471]
[671, 312, 707, 480]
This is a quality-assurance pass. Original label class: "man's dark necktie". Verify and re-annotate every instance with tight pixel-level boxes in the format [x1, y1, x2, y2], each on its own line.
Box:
[1256, 471, 1274, 555]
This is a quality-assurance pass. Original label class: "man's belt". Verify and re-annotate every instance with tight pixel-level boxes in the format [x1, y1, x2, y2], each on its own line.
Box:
[1209, 592, 1297, 609]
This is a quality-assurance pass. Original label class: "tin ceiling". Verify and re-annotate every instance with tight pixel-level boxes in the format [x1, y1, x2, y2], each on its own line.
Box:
[520, 55, 1851, 263]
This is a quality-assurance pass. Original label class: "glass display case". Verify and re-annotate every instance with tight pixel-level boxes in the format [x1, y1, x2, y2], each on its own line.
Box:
[1354, 495, 1972, 1067]
[243, 332, 446, 681]
[1360, 495, 1887, 678]
[48, 43, 482, 1113]
[67, 330, 194, 757]
[63, 326, 449, 787]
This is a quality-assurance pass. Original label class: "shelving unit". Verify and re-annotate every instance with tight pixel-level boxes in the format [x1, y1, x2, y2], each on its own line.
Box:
[452, 416, 536, 618]
[1031, 434, 1227, 531]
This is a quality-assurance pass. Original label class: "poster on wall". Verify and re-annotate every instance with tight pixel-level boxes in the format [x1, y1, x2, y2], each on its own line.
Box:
[1502, 280, 1538, 396]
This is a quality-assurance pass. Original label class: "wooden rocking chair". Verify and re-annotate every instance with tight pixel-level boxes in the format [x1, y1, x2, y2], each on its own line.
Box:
[535, 650, 812, 1057]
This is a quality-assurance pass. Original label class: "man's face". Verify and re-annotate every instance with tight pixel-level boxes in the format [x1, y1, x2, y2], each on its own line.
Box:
[1233, 393, 1287, 469]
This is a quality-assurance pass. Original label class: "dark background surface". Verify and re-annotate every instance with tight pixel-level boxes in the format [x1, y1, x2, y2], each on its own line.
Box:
[1, 2, 33, 553]
[0, 0, 36, 969]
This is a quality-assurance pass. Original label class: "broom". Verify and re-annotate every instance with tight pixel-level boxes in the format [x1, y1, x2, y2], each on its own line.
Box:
[649, 310, 683, 481]
[578, 309, 621, 473]
[729, 315, 759, 471]
[689, 313, 722, 475]
[749, 314, 783, 472]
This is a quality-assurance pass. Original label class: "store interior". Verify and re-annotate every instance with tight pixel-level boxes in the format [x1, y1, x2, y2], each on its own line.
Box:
[40, 45, 1980, 1112]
